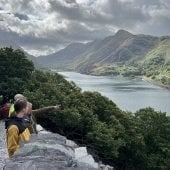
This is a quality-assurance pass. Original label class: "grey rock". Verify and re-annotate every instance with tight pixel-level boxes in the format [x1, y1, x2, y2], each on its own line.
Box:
[2, 125, 113, 170]
[0, 121, 9, 170]
[66, 140, 78, 148]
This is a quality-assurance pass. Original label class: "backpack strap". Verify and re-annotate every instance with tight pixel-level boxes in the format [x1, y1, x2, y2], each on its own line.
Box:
[5, 118, 26, 134]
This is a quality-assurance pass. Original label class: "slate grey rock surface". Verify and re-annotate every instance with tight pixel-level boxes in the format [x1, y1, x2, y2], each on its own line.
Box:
[0, 121, 8, 170]
[2, 123, 113, 170]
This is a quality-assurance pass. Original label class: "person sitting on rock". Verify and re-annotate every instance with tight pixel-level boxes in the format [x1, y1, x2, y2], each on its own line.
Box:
[6, 99, 30, 158]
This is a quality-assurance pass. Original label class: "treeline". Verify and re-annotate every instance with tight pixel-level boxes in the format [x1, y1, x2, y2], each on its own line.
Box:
[0, 48, 170, 170]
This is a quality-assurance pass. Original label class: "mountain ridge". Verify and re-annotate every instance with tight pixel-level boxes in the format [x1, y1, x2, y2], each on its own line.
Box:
[36, 30, 159, 72]
[36, 29, 170, 85]
[1, 30, 169, 85]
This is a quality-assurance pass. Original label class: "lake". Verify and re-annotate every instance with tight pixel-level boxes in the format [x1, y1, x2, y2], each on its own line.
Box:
[59, 72, 170, 114]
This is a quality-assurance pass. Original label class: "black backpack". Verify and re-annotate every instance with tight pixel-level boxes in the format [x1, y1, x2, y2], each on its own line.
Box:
[5, 117, 26, 134]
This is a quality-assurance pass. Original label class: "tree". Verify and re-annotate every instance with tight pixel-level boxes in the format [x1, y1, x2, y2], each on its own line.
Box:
[134, 108, 170, 169]
[0, 48, 34, 98]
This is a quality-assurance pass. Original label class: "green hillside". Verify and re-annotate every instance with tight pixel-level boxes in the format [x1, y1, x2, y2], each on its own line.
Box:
[37, 30, 170, 86]
[1, 47, 170, 169]
[37, 30, 158, 72]
[91, 37, 170, 86]
[141, 38, 170, 85]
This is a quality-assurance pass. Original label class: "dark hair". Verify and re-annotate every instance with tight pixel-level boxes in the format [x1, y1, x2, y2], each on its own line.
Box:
[2, 96, 10, 105]
[14, 99, 27, 113]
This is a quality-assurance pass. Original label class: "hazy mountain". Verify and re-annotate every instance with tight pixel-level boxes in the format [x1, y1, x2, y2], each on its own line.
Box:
[2, 30, 168, 79]
[37, 30, 160, 73]
[37, 40, 101, 70]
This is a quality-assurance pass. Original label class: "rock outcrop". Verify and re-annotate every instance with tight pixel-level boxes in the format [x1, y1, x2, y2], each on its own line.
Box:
[0, 121, 8, 169]
[3, 125, 113, 170]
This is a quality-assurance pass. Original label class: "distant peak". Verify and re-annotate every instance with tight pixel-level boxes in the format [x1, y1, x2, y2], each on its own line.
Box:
[115, 29, 133, 36]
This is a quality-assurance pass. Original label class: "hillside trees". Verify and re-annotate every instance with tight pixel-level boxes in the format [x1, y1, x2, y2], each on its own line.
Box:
[0, 47, 169, 169]
[0, 47, 34, 97]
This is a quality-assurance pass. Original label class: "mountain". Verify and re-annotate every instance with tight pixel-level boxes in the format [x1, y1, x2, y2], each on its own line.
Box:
[37, 29, 170, 86]
[37, 40, 101, 70]
[139, 37, 170, 86]
[37, 30, 158, 72]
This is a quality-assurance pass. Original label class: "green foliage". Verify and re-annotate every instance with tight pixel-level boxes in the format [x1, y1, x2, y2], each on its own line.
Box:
[0, 47, 34, 79]
[135, 108, 170, 168]
[0, 47, 170, 169]
[114, 108, 170, 170]
[119, 66, 141, 76]
[0, 47, 34, 97]
[91, 38, 170, 86]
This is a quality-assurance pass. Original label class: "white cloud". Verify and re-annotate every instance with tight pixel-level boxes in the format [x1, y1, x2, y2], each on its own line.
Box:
[0, 0, 169, 56]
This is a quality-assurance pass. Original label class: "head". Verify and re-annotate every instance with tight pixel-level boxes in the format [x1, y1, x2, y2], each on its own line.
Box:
[14, 94, 26, 101]
[26, 102, 33, 115]
[14, 99, 28, 117]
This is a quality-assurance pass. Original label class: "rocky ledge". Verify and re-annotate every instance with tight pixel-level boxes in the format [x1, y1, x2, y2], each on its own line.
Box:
[3, 126, 113, 170]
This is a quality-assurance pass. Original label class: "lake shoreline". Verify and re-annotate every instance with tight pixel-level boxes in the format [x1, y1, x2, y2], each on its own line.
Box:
[58, 70, 170, 90]
[58, 71, 170, 114]
[83, 72, 170, 90]
[142, 76, 170, 90]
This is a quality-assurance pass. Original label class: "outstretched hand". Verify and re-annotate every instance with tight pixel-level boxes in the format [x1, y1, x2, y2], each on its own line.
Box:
[53, 105, 61, 110]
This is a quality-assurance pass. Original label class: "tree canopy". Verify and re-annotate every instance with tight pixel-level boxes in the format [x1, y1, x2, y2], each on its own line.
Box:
[0, 47, 169, 169]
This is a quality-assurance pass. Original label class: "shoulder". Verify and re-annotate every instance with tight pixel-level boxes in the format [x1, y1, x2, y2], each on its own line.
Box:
[8, 125, 19, 133]
[9, 103, 14, 108]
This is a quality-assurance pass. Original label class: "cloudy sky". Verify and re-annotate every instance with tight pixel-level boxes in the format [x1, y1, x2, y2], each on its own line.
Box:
[0, 0, 170, 56]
